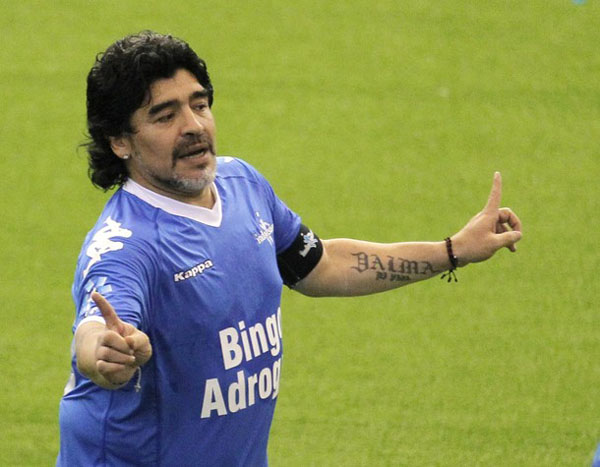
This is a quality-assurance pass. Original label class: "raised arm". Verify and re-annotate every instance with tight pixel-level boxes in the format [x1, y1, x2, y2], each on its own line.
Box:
[294, 172, 522, 297]
[75, 292, 152, 389]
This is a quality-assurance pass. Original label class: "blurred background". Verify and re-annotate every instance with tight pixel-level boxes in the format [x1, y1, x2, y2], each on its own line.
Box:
[0, 1, 598, 465]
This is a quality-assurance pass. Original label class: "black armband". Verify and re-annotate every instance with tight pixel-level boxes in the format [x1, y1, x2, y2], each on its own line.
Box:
[277, 224, 324, 287]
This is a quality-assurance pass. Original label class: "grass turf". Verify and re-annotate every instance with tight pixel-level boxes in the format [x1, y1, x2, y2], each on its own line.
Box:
[0, 1, 598, 465]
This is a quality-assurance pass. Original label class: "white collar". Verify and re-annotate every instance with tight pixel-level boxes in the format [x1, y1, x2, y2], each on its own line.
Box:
[122, 179, 222, 227]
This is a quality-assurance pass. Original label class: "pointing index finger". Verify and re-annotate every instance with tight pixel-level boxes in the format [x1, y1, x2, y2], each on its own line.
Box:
[91, 292, 124, 335]
[484, 171, 502, 212]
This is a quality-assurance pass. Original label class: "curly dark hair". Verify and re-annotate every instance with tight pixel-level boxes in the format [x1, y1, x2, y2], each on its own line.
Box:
[85, 31, 214, 190]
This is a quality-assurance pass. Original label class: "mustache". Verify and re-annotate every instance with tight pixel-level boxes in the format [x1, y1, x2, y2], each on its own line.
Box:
[172, 134, 215, 159]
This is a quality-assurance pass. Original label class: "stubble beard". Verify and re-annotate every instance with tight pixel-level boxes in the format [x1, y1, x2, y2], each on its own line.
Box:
[168, 155, 217, 194]
[167, 135, 217, 195]
[131, 148, 217, 199]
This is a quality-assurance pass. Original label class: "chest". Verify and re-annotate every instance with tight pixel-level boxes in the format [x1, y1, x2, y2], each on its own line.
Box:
[149, 205, 284, 356]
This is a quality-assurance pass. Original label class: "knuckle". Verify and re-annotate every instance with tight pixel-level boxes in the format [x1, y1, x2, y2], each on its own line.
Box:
[96, 360, 111, 374]
[96, 348, 108, 360]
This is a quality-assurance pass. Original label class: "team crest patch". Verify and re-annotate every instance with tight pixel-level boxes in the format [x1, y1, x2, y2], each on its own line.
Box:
[299, 229, 318, 257]
[254, 212, 274, 245]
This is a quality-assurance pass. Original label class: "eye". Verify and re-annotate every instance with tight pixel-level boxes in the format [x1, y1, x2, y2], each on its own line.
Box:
[191, 98, 210, 111]
[156, 113, 174, 123]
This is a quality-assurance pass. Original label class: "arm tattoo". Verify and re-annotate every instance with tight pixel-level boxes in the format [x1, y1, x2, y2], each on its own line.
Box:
[350, 252, 439, 282]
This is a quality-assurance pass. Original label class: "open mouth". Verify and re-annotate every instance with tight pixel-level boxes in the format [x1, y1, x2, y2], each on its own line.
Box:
[181, 148, 206, 159]
[177, 144, 210, 160]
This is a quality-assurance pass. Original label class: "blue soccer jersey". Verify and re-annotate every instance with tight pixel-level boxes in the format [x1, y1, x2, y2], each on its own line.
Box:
[57, 157, 301, 466]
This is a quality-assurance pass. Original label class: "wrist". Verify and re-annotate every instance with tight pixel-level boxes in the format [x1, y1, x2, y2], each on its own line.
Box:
[449, 234, 468, 268]
[440, 237, 459, 283]
[100, 378, 130, 390]
[444, 237, 458, 270]
[95, 367, 136, 390]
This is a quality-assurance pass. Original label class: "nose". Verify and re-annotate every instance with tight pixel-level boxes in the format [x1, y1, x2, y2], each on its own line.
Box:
[181, 106, 204, 135]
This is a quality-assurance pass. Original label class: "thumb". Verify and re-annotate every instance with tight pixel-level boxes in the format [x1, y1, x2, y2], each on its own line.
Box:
[125, 333, 153, 366]
[495, 230, 522, 252]
[91, 292, 124, 335]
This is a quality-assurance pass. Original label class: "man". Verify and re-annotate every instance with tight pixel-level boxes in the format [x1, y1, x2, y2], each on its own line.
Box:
[57, 31, 522, 466]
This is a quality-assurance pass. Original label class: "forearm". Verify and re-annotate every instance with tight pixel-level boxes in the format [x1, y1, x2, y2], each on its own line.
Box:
[295, 238, 452, 297]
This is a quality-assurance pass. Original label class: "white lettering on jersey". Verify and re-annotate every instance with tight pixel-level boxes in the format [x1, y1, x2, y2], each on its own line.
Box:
[200, 359, 282, 419]
[83, 217, 132, 278]
[173, 259, 214, 282]
[219, 308, 282, 370]
[201, 308, 283, 419]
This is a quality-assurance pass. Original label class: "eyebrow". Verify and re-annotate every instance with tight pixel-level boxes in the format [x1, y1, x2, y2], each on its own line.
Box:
[147, 89, 210, 116]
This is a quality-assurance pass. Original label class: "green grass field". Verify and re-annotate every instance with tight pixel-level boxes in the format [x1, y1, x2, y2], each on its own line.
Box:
[1, 1, 599, 465]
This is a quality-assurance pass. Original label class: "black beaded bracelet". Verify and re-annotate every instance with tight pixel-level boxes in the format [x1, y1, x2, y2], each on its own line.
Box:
[440, 237, 458, 283]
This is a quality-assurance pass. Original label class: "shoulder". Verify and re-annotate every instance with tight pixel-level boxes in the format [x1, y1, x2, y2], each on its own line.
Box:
[88, 190, 159, 248]
[215, 156, 277, 203]
[77, 192, 160, 278]
[216, 156, 267, 184]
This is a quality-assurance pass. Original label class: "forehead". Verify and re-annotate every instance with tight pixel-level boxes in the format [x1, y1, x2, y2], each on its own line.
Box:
[143, 68, 206, 108]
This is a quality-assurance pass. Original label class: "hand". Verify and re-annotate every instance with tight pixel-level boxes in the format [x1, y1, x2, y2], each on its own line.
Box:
[452, 172, 522, 266]
[91, 292, 152, 387]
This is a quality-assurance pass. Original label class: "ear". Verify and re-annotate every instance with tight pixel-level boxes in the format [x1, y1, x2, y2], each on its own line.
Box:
[109, 135, 132, 160]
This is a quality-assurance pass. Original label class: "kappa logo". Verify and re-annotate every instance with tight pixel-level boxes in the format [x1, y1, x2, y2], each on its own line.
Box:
[174, 259, 214, 282]
[254, 212, 274, 245]
[83, 217, 132, 278]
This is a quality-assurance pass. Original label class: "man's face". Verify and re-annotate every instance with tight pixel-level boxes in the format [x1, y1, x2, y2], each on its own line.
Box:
[112, 68, 217, 206]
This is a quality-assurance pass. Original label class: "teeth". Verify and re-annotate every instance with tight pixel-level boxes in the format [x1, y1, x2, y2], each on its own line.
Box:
[183, 149, 205, 158]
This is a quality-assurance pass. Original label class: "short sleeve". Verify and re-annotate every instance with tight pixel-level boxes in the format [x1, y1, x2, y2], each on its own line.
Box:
[71, 237, 155, 333]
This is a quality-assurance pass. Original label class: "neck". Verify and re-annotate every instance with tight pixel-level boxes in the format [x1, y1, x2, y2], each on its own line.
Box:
[128, 176, 216, 209]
